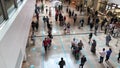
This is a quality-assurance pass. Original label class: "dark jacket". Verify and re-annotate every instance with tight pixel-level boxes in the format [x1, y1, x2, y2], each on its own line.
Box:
[59, 60, 65, 68]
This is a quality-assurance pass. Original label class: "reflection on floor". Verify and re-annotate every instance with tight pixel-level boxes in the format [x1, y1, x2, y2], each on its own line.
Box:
[22, 1, 120, 68]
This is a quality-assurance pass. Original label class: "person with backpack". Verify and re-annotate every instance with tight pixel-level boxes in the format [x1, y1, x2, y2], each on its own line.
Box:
[79, 55, 87, 68]
[58, 57, 66, 68]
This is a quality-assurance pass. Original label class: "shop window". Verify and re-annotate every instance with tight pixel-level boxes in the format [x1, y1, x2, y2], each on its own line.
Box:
[0, 3, 4, 24]
[4, 0, 15, 15]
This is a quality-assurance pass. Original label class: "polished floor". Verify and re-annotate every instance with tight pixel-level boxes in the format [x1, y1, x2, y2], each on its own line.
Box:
[22, 1, 120, 68]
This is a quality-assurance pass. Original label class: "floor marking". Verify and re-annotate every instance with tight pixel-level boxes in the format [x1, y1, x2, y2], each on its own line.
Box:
[53, 45, 58, 49]
[41, 19, 45, 68]
[55, 23, 71, 68]
[30, 65, 35, 68]
[31, 48, 36, 52]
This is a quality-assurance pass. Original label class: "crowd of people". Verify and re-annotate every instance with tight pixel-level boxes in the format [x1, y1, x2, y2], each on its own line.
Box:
[30, 0, 120, 68]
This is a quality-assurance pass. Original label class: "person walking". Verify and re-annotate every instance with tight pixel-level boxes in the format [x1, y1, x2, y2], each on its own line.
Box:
[46, 16, 49, 24]
[36, 13, 39, 21]
[35, 20, 39, 31]
[80, 18, 84, 27]
[66, 6, 69, 13]
[58, 57, 66, 68]
[72, 10, 74, 17]
[68, 9, 71, 17]
[94, 24, 99, 36]
[99, 48, 106, 63]
[46, 8, 48, 14]
[73, 14, 77, 24]
[31, 32, 36, 45]
[43, 16, 46, 23]
[31, 21, 36, 32]
[43, 38, 48, 53]
[101, 18, 107, 30]
[78, 40, 84, 51]
[117, 50, 120, 63]
[91, 40, 96, 54]
[89, 18, 94, 31]
[106, 34, 111, 46]
[105, 48, 112, 61]
[67, 23, 70, 33]
[88, 32, 93, 44]
[79, 55, 87, 68]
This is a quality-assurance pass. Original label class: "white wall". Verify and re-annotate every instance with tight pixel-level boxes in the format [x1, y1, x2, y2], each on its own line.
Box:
[0, 0, 35, 68]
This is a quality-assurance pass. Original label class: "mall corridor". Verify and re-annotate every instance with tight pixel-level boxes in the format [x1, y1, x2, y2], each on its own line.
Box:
[22, 0, 120, 68]
[0, 0, 120, 68]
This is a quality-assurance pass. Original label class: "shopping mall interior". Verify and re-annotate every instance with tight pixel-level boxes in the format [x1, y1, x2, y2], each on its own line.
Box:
[0, 0, 120, 68]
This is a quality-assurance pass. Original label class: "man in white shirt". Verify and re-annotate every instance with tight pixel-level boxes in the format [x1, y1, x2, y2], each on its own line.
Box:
[99, 48, 106, 63]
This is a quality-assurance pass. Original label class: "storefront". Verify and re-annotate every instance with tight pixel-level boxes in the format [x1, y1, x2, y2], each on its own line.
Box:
[0, 0, 23, 24]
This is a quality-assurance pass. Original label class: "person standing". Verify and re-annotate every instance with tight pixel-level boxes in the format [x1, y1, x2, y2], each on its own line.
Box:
[106, 34, 111, 46]
[117, 50, 120, 63]
[99, 48, 106, 63]
[105, 48, 112, 61]
[79, 55, 87, 68]
[58, 57, 66, 68]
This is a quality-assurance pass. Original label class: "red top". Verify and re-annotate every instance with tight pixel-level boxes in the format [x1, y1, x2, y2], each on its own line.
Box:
[43, 40, 48, 46]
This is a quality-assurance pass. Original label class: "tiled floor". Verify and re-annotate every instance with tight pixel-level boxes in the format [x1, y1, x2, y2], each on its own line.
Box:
[22, 1, 120, 68]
